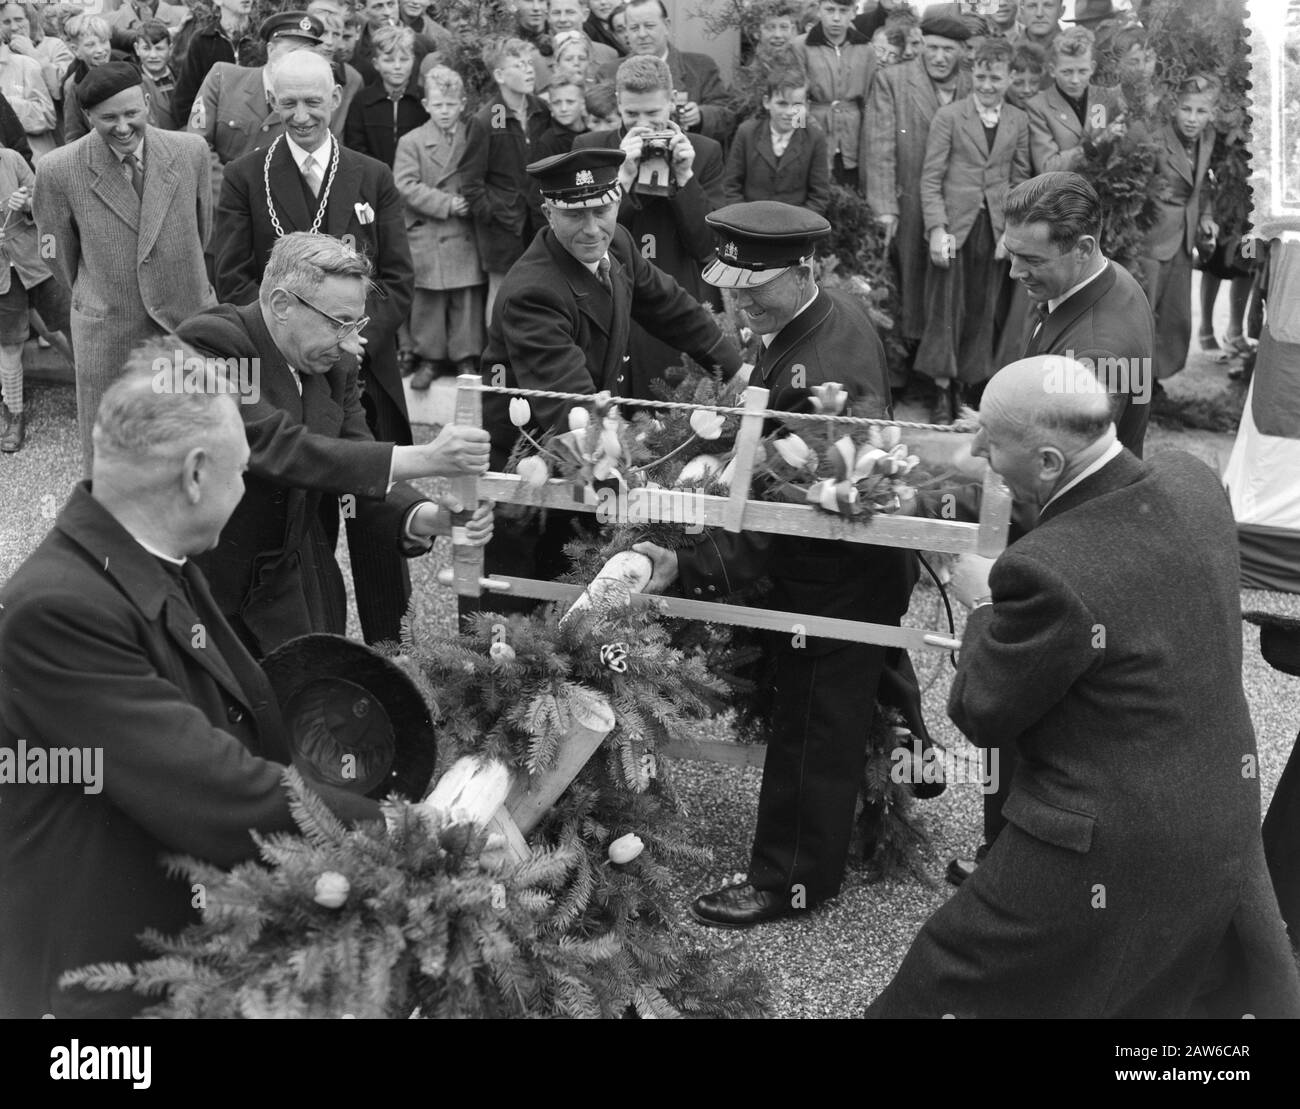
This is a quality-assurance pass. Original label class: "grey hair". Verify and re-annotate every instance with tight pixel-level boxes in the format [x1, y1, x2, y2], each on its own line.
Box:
[92, 341, 239, 462]
[268, 47, 335, 95]
[259, 232, 375, 305]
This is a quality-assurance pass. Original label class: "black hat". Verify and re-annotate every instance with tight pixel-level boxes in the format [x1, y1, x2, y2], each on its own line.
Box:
[78, 62, 143, 111]
[919, 12, 973, 42]
[1243, 612, 1300, 678]
[1067, 0, 1121, 25]
[261, 634, 438, 801]
[702, 201, 831, 289]
[259, 10, 327, 46]
[527, 147, 625, 209]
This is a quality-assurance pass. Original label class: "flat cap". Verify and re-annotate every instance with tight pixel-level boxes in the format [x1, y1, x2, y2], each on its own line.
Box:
[702, 201, 831, 289]
[527, 147, 625, 209]
[78, 61, 143, 110]
[919, 12, 973, 42]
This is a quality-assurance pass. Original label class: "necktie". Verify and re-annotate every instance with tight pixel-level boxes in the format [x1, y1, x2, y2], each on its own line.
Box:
[1028, 302, 1049, 352]
[596, 255, 612, 291]
[303, 153, 322, 196]
[125, 153, 144, 199]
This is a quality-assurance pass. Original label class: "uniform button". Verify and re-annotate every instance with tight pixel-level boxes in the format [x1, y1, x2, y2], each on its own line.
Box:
[616, 375, 624, 384]
[227, 705, 245, 724]
[692, 587, 702, 595]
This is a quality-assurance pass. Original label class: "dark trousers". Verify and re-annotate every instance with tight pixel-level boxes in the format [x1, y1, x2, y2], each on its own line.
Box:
[748, 637, 889, 904]
[831, 153, 859, 190]
[348, 374, 412, 645]
[1139, 245, 1194, 380]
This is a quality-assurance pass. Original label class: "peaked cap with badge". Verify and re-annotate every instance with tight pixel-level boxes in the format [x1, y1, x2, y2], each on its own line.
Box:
[259, 10, 327, 46]
[702, 201, 832, 289]
[527, 147, 626, 209]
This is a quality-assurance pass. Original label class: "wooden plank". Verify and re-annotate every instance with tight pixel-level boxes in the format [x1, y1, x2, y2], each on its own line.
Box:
[505, 688, 616, 835]
[722, 386, 769, 533]
[450, 374, 484, 597]
[478, 474, 988, 554]
[487, 809, 531, 865]
[436, 569, 959, 650]
[976, 468, 1013, 558]
[657, 738, 768, 768]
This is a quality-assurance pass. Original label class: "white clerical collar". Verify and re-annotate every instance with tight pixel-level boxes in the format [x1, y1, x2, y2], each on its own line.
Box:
[1048, 258, 1107, 314]
[133, 533, 187, 566]
[759, 287, 818, 344]
[1042, 438, 1122, 511]
[286, 132, 332, 171]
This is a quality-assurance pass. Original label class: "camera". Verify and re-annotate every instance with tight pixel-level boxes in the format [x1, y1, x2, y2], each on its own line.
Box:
[635, 130, 676, 197]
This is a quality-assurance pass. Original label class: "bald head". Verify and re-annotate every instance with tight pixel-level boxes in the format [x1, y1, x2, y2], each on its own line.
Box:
[270, 46, 335, 94]
[269, 48, 339, 152]
[973, 355, 1117, 506]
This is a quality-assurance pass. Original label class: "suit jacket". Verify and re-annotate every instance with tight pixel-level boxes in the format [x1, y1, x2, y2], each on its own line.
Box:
[1025, 82, 1127, 174]
[0, 484, 380, 1018]
[722, 117, 830, 214]
[213, 135, 415, 430]
[1022, 260, 1154, 457]
[865, 59, 972, 339]
[868, 451, 1300, 1018]
[1137, 121, 1214, 262]
[343, 80, 429, 168]
[480, 223, 740, 470]
[175, 302, 428, 657]
[595, 46, 734, 146]
[798, 23, 875, 175]
[460, 93, 552, 274]
[675, 287, 911, 640]
[920, 96, 1031, 247]
[34, 126, 216, 466]
[393, 119, 484, 291]
[0, 148, 51, 293]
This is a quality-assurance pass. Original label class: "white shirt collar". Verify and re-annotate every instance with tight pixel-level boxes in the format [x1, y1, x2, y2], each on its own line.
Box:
[285, 132, 332, 171]
[132, 533, 186, 566]
[1047, 258, 1107, 314]
[973, 95, 1002, 125]
[1042, 438, 1122, 511]
[759, 286, 818, 344]
[108, 132, 146, 162]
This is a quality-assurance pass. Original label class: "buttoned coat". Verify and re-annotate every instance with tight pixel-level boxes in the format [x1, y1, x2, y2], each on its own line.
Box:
[213, 135, 415, 434]
[480, 222, 737, 470]
[343, 80, 429, 168]
[865, 59, 972, 340]
[920, 96, 1031, 247]
[1025, 82, 1127, 174]
[797, 22, 876, 177]
[33, 126, 216, 470]
[176, 302, 428, 657]
[0, 485, 380, 1018]
[867, 451, 1300, 1018]
[1021, 260, 1154, 457]
[1137, 121, 1214, 262]
[393, 118, 484, 291]
[722, 117, 831, 213]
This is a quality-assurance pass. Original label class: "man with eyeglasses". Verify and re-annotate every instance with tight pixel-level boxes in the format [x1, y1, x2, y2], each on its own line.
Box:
[177, 231, 493, 658]
[212, 48, 417, 649]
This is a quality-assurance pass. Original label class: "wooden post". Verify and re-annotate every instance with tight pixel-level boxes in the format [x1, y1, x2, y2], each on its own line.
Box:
[722, 385, 769, 533]
[976, 468, 1013, 558]
[450, 373, 484, 597]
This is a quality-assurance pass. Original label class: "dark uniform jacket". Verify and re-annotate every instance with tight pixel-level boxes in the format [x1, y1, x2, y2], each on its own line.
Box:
[0, 485, 380, 1018]
[176, 302, 429, 657]
[173, 16, 262, 137]
[481, 222, 740, 470]
[869, 451, 1300, 1018]
[213, 135, 416, 439]
[343, 79, 429, 168]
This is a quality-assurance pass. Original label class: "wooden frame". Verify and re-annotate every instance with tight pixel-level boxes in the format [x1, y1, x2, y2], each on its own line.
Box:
[439, 375, 1012, 653]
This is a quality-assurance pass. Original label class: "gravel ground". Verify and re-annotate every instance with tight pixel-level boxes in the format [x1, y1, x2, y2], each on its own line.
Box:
[3, 290, 1295, 1019]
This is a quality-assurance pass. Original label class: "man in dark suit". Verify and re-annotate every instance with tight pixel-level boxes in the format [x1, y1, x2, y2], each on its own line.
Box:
[178, 232, 492, 657]
[477, 147, 741, 615]
[866, 355, 1300, 1018]
[0, 356, 381, 1018]
[636, 202, 919, 927]
[213, 48, 416, 647]
[597, 0, 733, 146]
[574, 55, 725, 397]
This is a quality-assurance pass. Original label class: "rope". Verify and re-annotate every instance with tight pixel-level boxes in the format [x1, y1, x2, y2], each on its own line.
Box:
[467, 383, 977, 433]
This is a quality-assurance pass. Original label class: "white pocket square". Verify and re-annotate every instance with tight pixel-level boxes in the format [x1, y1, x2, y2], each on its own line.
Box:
[355, 201, 375, 225]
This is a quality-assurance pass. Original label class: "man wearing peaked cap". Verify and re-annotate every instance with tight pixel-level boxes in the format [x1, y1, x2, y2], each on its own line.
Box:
[473, 146, 742, 618]
[635, 200, 928, 927]
[260, 11, 328, 46]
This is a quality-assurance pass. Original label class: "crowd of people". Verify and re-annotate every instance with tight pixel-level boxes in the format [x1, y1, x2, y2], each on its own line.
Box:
[2, 0, 1297, 1022]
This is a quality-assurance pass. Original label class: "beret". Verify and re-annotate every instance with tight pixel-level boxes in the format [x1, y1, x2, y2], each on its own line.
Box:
[919, 13, 973, 42]
[78, 61, 143, 111]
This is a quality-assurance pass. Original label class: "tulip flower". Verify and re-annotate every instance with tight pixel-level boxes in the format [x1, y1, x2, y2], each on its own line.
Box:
[772, 434, 811, 470]
[809, 382, 848, 415]
[508, 397, 531, 427]
[313, 871, 350, 909]
[689, 408, 726, 440]
[568, 407, 589, 432]
[608, 833, 644, 864]
[515, 455, 550, 487]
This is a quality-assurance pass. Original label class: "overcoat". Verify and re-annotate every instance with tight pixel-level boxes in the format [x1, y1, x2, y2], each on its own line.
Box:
[392, 118, 484, 291]
[0, 485, 380, 1018]
[176, 301, 427, 658]
[865, 59, 972, 341]
[867, 451, 1300, 1018]
[1137, 121, 1214, 262]
[33, 126, 216, 471]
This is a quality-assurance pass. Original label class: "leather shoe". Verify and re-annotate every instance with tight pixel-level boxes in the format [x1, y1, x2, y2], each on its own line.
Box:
[409, 361, 438, 390]
[945, 857, 978, 886]
[1, 404, 23, 453]
[691, 882, 797, 928]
